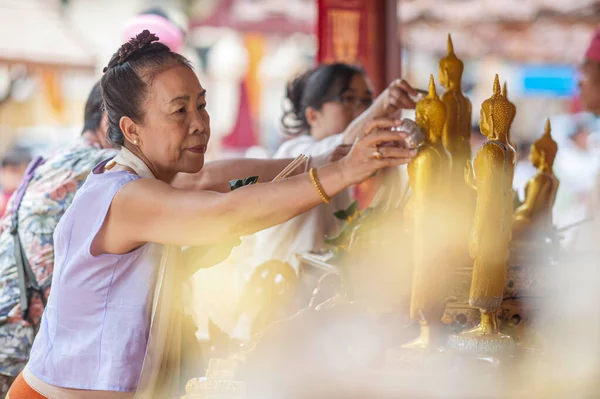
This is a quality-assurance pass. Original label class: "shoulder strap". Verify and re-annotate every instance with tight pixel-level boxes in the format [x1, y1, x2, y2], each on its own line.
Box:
[9, 156, 47, 325]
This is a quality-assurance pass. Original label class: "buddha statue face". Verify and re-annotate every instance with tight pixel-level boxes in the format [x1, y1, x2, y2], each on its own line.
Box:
[439, 34, 464, 90]
[530, 119, 558, 169]
[416, 75, 446, 139]
[479, 75, 516, 139]
[529, 144, 543, 168]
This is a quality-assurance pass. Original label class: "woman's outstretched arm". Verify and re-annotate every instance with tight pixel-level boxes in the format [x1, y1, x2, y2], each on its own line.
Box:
[172, 146, 350, 193]
[94, 120, 415, 253]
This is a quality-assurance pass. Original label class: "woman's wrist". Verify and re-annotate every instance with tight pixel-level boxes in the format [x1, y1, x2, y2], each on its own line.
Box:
[328, 159, 352, 187]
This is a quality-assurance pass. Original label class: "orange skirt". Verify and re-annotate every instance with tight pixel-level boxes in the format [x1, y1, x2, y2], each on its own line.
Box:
[6, 373, 47, 399]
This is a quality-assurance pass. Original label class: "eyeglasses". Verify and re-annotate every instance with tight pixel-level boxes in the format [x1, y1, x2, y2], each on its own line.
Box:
[335, 94, 374, 110]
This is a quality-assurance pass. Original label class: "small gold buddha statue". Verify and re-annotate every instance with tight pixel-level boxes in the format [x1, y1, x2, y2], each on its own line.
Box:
[513, 119, 559, 240]
[448, 75, 517, 355]
[403, 75, 452, 349]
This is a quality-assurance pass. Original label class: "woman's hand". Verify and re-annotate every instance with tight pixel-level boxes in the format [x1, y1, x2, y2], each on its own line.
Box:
[337, 118, 417, 186]
[311, 144, 352, 169]
[381, 79, 419, 115]
[341, 79, 419, 145]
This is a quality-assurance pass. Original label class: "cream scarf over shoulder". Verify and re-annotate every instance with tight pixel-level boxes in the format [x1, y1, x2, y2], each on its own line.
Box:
[114, 147, 185, 399]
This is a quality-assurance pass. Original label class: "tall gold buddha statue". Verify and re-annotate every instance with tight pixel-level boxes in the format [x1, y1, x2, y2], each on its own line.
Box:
[438, 34, 476, 282]
[403, 75, 451, 349]
[513, 119, 559, 239]
[448, 75, 517, 355]
[439, 34, 472, 183]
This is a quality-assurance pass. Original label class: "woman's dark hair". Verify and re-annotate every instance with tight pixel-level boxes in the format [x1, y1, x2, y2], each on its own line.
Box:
[282, 63, 365, 135]
[81, 82, 103, 135]
[100, 30, 192, 146]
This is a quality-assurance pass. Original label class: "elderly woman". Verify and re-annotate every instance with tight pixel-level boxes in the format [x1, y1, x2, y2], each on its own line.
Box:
[8, 31, 415, 398]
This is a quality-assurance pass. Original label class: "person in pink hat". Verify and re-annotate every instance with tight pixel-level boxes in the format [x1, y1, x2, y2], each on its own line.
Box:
[579, 28, 600, 115]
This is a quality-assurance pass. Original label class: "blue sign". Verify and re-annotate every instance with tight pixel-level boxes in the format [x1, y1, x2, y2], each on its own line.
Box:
[521, 65, 578, 97]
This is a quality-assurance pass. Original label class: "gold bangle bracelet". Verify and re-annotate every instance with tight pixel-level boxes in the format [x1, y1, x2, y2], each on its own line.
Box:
[309, 168, 331, 204]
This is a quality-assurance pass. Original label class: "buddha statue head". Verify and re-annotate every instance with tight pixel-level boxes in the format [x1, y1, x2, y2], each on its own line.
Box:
[479, 75, 516, 139]
[416, 75, 447, 141]
[439, 34, 464, 90]
[530, 119, 558, 170]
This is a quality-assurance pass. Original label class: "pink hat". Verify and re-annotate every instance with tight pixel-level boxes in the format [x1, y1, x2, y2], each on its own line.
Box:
[585, 28, 600, 62]
[123, 14, 184, 53]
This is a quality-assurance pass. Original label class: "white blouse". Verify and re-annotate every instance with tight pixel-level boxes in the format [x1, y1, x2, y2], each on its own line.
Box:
[253, 133, 354, 272]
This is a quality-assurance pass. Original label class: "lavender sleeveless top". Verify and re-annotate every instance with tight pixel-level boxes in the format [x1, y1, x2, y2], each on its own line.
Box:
[27, 160, 162, 392]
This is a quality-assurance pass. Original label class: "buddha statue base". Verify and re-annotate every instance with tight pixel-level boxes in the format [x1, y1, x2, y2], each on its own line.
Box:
[447, 330, 515, 357]
[447, 311, 515, 356]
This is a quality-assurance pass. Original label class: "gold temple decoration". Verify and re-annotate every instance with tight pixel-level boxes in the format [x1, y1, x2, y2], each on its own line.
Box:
[329, 9, 361, 63]
[403, 75, 451, 349]
[513, 119, 559, 239]
[448, 75, 517, 356]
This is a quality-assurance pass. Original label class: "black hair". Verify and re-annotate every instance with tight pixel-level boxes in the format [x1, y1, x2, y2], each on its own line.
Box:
[100, 30, 192, 147]
[81, 82, 103, 135]
[281, 63, 365, 136]
[1, 147, 31, 168]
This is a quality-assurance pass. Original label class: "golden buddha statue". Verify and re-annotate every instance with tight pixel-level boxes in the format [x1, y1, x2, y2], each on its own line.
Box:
[439, 34, 472, 179]
[403, 75, 451, 349]
[513, 119, 559, 240]
[448, 75, 517, 355]
[438, 34, 476, 288]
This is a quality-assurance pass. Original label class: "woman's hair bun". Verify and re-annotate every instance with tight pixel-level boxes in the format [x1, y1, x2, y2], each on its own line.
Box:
[103, 30, 160, 73]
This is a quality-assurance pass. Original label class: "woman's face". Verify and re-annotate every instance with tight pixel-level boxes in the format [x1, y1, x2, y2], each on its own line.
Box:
[134, 65, 210, 178]
[308, 73, 373, 141]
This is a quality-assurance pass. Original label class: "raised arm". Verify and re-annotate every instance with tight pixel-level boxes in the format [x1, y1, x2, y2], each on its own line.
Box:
[342, 79, 418, 145]
[96, 120, 416, 254]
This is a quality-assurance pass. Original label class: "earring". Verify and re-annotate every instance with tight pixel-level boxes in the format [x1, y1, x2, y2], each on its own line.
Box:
[133, 139, 139, 145]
